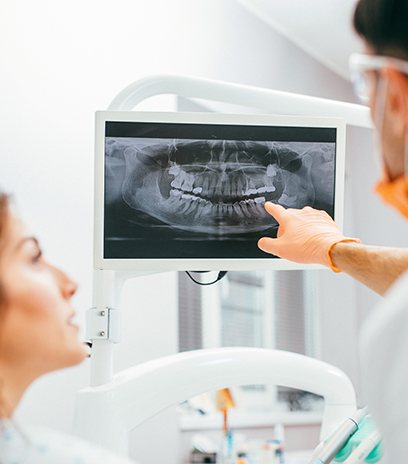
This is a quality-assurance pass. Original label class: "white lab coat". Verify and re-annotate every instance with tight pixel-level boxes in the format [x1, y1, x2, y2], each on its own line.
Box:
[360, 270, 408, 464]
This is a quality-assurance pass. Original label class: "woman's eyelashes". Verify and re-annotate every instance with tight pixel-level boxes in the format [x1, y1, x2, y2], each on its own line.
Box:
[31, 249, 43, 264]
[25, 240, 43, 265]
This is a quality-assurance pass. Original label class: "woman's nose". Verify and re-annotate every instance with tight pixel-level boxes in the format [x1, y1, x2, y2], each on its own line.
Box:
[49, 262, 78, 299]
[64, 276, 78, 299]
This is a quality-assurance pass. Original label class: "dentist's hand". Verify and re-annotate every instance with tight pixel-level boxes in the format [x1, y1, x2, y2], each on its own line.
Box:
[257, 202, 360, 271]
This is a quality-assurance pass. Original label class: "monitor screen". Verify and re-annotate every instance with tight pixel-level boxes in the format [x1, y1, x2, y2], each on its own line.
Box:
[95, 112, 345, 270]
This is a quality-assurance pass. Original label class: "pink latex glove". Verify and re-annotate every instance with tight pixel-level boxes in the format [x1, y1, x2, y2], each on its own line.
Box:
[257, 202, 361, 270]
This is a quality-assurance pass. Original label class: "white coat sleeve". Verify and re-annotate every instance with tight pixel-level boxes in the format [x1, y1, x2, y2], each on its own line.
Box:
[360, 271, 408, 464]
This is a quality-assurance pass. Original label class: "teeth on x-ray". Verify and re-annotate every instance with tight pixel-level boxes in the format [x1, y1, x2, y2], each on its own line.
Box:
[105, 138, 334, 235]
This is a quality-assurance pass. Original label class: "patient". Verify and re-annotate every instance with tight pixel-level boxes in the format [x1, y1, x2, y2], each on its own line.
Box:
[0, 192, 134, 463]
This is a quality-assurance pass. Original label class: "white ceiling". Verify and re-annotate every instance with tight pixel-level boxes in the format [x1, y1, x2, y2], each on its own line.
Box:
[237, 0, 362, 80]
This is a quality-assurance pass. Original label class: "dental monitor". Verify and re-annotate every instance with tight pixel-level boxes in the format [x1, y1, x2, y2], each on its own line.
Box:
[95, 111, 345, 271]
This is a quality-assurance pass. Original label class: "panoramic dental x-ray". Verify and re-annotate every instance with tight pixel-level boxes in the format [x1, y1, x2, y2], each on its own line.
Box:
[104, 122, 336, 260]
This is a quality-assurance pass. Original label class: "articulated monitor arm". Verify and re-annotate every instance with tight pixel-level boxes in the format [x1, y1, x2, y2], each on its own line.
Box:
[107, 74, 371, 128]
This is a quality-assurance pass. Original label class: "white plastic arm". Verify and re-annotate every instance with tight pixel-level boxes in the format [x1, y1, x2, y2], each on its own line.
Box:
[107, 74, 372, 128]
[74, 347, 356, 455]
[89, 270, 169, 386]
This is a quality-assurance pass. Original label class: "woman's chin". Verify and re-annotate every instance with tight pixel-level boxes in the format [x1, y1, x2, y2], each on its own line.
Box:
[73, 343, 89, 364]
[63, 342, 89, 367]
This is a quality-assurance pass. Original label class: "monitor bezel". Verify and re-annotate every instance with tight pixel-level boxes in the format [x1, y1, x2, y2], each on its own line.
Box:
[94, 111, 346, 271]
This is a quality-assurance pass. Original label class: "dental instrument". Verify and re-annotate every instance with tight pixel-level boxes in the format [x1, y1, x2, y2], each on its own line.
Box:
[309, 408, 367, 464]
[334, 415, 383, 463]
[216, 388, 235, 434]
[216, 388, 236, 464]
[343, 430, 381, 464]
[342, 430, 381, 464]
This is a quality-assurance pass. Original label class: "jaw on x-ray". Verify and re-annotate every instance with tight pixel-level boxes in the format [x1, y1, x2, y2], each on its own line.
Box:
[105, 137, 335, 237]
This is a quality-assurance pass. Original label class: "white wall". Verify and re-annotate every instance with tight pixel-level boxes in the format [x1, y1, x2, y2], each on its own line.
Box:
[2, 1, 406, 463]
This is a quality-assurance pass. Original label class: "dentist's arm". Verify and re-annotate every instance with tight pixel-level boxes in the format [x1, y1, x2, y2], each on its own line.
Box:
[257, 202, 408, 296]
[329, 242, 408, 295]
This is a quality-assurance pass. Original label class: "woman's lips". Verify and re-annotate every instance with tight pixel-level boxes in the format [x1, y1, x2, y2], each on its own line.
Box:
[67, 311, 79, 329]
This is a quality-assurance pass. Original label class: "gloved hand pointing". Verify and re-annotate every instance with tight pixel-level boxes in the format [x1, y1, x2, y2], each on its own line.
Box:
[257, 202, 361, 272]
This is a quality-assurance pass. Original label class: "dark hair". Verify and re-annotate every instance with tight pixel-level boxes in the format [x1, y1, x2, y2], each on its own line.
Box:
[353, 0, 408, 59]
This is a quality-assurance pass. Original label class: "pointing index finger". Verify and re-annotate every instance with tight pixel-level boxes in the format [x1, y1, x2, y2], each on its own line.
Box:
[264, 202, 287, 223]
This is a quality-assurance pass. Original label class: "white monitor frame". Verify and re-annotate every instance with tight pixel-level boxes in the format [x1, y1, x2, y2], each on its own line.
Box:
[94, 111, 345, 271]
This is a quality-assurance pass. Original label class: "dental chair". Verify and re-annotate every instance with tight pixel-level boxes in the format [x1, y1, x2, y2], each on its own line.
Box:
[74, 346, 356, 456]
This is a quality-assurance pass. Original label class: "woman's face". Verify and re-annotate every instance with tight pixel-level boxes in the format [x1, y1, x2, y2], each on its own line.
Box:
[0, 213, 87, 378]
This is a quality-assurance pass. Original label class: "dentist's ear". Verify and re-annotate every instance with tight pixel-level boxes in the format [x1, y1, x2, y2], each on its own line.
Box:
[384, 68, 408, 135]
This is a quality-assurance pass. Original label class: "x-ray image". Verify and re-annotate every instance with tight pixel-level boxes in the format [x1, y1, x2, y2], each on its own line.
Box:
[104, 125, 336, 260]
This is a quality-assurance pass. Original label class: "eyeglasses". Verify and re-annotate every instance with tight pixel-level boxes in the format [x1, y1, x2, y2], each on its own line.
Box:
[349, 53, 408, 103]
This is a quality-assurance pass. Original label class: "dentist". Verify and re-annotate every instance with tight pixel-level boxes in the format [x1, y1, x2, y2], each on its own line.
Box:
[258, 0, 408, 461]
[258, 0, 408, 297]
